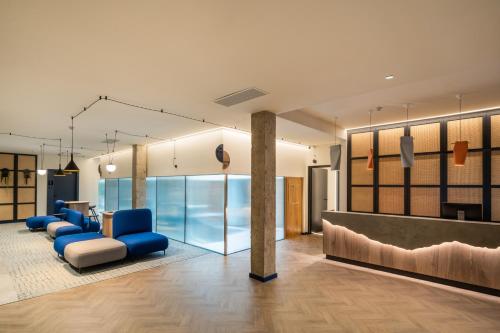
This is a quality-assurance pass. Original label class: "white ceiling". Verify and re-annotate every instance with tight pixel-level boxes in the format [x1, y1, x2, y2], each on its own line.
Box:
[1, 0, 500, 156]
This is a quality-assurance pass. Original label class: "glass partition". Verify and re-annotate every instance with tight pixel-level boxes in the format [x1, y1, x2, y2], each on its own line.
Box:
[276, 176, 285, 241]
[157, 176, 186, 242]
[185, 175, 225, 253]
[104, 178, 119, 211]
[118, 178, 132, 210]
[97, 179, 105, 213]
[226, 175, 251, 253]
[146, 177, 157, 227]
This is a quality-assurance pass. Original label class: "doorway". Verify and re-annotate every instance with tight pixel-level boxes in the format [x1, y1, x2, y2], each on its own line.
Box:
[308, 165, 339, 234]
[46, 170, 78, 214]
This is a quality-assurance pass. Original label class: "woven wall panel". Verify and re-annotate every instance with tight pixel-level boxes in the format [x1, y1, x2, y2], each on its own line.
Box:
[379, 187, 404, 215]
[351, 159, 373, 185]
[351, 132, 373, 158]
[378, 127, 404, 156]
[0, 188, 14, 204]
[351, 187, 373, 212]
[447, 117, 482, 150]
[17, 155, 36, 170]
[18, 188, 35, 203]
[17, 204, 35, 220]
[492, 151, 500, 185]
[411, 123, 440, 153]
[0, 205, 13, 221]
[448, 188, 482, 204]
[411, 154, 440, 185]
[492, 188, 500, 222]
[447, 152, 482, 185]
[379, 157, 404, 185]
[492, 115, 500, 148]
[411, 187, 440, 217]
[0, 154, 14, 170]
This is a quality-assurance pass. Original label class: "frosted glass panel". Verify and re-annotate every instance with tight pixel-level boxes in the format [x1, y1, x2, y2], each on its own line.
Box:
[118, 178, 132, 210]
[105, 179, 118, 211]
[157, 177, 186, 242]
[146, 177, 157, 227]
[276, 177, 285, 241]
[97, 179, 105, 213]
[227, 175, 251, 254]
[185, 175, 225, 253]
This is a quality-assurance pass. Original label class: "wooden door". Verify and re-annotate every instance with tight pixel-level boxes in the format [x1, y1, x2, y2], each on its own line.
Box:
[285, 177, 303, 238]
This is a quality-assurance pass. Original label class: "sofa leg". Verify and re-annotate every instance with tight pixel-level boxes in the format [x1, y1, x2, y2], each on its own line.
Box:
[163, 250, 166, 256]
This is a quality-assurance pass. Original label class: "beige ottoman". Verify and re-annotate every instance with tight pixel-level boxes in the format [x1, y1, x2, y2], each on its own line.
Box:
[47, 222, 75, 238]
[64, 238, 127, 272]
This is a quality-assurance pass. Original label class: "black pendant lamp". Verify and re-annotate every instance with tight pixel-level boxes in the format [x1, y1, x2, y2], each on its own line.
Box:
[64, 116, 80, 173]
[54, 138, 65, 176]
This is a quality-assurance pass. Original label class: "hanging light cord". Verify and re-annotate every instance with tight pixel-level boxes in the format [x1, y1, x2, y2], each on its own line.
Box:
[40, 144, 45, 169]
[58, 139, 62, 166]
[369, 110, 373, 149]
[458, 95, 463, 141]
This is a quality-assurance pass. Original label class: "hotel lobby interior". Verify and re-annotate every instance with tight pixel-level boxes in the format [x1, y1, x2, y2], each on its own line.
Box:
[1, 1, 500, 332]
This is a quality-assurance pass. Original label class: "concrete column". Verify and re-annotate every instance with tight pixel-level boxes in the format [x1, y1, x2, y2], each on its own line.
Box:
[250, 111, 277, 282]
[132, 144, 147, 209]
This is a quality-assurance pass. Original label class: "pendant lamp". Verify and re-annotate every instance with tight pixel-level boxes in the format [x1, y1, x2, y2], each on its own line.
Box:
[64, 116, 80, 173]
[54, 138, 65, 176]
[400, 104, 414, 168]
[37, 144, 47, 176]
[453, 94, 468, 166]
[330, 117, 341, 171]
[367, 110, 374, 170]
[64, 150, 71, 175]
[105, 131, 117, 173]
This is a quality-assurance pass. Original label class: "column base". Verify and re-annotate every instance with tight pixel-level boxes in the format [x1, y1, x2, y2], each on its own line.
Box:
[249, 272, 278, 282]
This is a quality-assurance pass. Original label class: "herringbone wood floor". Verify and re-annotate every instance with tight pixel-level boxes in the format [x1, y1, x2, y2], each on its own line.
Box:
[0, 235, 499, 333]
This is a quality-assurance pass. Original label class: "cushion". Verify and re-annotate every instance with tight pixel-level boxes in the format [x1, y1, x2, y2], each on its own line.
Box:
[116, 232, 168, 257]
[54, 232, 104, 256]
[112, 209, 152, 238]
[64, 209, 84, 227]
[65, 238, 127, 269]
[47, 221, 82, 238]
[26, 216, 60, 230]
[56, 225, 83, 238]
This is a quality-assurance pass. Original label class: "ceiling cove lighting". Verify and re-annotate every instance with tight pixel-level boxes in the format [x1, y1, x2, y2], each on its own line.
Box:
[453, 94, 468, 166]
[54, 138, 65, 176]
[400, 104, 414, 168]
[367, 109, 375, 170]
[37, 144, 47, 176]
[64, 116, 80, 173]
[385, 74, 395, 80]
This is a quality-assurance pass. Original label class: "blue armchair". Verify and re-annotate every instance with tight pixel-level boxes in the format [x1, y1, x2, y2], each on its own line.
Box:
[26, 200, 65, 230]
[112, 209, 168, 257]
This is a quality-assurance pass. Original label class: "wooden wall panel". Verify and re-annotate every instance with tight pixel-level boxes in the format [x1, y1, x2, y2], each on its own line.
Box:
[447, 152, 482, 185]
[17, 171, 35, 187]
[0, 154, 14, 169]
[0, 188, 14, 204]
[410, 154, 440, 185]
[18, 188, 35, 203]
[447, 117, 483, 150]
[448, 188, 482, 204]
[285, 177, 303, 238]
[17, 155, 36, 170]
[492, 150, 500, 185]
[351, 159, 373, 185]
[379, 157, 404, 185]
[17, 204, 35, 220]
[0, 205, 13, 221]
[379, 187, 404, 215]
[378, 127, 403, 156]
[492, 188, 500, 222]
[411, 123, 440, 153]
[411, 188, 440, 217]
[491, 115, 500, 148]
[0, 171, 14, 186]
[351, 187, 373, 212]
[351, 132, 373, 158]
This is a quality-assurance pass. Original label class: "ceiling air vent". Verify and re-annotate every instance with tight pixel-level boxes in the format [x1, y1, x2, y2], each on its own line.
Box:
[214, 87, 268, 107]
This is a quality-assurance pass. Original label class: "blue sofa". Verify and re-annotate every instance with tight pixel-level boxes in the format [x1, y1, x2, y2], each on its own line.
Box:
[53, 232, 104, 257]
[26, 200, 65, 230]
[112, 209, 168, 257]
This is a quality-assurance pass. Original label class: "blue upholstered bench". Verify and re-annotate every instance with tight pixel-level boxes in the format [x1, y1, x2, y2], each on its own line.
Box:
[47, 208, 85, 238]
[26, 200, 65, 230]
[113, 209, 168, 257]
[54, 232, 104, 257]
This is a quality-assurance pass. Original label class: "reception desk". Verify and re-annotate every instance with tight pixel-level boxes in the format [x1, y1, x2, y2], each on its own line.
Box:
[322, 211, 500, 293]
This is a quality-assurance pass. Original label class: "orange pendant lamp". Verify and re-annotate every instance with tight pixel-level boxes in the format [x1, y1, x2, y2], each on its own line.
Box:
[367, 109, 374, 170]
[453, 94, 468, 166]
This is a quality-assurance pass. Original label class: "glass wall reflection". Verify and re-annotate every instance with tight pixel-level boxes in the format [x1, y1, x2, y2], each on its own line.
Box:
[97, 179, 105, 213]
[104, 178, 119, 211]
[226, 175, 251, 253]
[146, 177, 157, 227]
[156, 176, 186, 242]
[118, 178, 132, 210]
[276, 176, 285, 241]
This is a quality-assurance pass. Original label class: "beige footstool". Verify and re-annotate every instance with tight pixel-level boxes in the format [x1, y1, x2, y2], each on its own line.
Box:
[47, 221, 77, 238]
[64, 238, 127, 272]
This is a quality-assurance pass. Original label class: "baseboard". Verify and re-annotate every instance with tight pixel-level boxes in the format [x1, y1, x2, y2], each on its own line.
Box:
[326, 255, 500, 297]
[249, 272, 278, 282]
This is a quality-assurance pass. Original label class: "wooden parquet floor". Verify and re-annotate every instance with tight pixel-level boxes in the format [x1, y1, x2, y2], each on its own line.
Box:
[0, 235, 499, 333]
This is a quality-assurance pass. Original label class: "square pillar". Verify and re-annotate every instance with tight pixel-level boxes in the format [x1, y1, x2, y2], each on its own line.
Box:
[250, 111, 277, 282]
[132, 144, 147, 209]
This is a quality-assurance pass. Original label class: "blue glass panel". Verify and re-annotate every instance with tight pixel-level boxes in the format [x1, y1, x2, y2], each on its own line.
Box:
[146, 177, 157, 228]
[185, 175, 225, 253]
[118, 178, 132, 210]
[156, 176, 185, 242]
[105, 179, 118, 212]
[97, 179, 105, 213]
[276, 176, 285, 241]
[226, 175, 251, 254]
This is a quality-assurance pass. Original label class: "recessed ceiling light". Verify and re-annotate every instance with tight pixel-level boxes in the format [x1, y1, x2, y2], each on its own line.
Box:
[385, 74, 395, 80]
